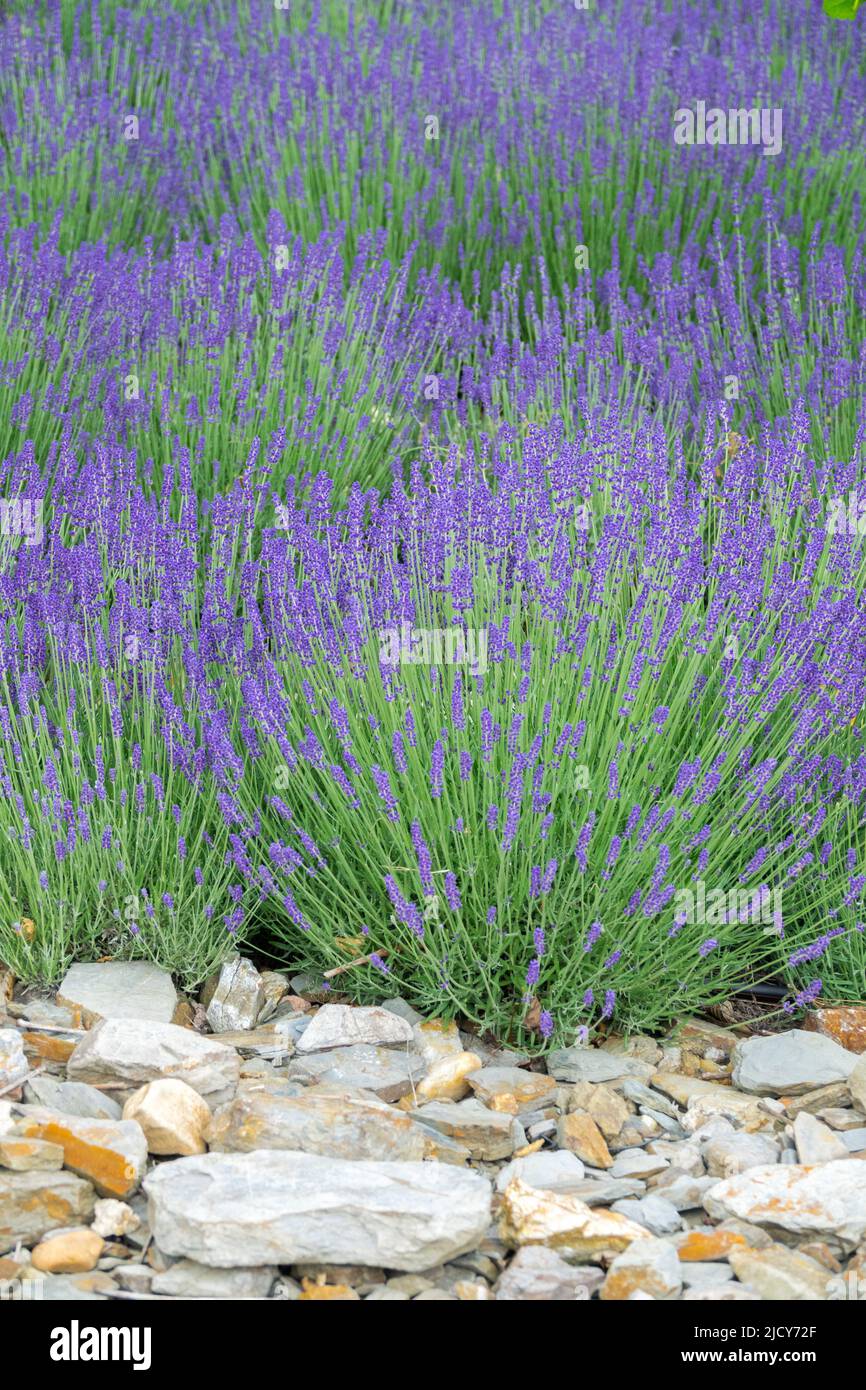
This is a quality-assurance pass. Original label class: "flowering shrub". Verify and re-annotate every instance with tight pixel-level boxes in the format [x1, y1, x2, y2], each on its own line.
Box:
[0, 1, 863, 1040]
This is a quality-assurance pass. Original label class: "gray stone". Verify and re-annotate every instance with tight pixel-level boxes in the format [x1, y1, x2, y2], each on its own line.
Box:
[206, 957, 265, 1034]
[0, 1170, 96, 1251]
[704, 1132, 779, 1177]
[40, 1272, 116, 1300]
[206, 1083, 430, 1161]
[610, 1148, 669, 1180]
[67, 1018, 240, 1106]
[58, 961, 177, 1025]
[731, 1030, 858, 1096]
[24, 1075, 122, 1121]
[681, 1283, 759, 1301]
[494, 1150, 586, 1194]
[681, 1262, 735, 1288]
[295, 1004, 413, 1053]
[840, 1127, 866, 1152]
[652, 1173, 717, 1211]
[145, 1151, 491, 1272]
[413, 1099, 521, 1160]
[557, 1178, 647, 1206]
[547, 1049, 651, 1084]
[704, 1160, 866, 1250]
[14, 1107, 148, 1198]
[496, 1246, 603, 1301]
[610, 1195, 682, 1236]
[621, 1079, 682, 1121]
[792, 1111, 849, 1164]
[151, 1259, 277, 1298]
[0, 1029, 27, 1089]
[287, 1044, 425, 1102]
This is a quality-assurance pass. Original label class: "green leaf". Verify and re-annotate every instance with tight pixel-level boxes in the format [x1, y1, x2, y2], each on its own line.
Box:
[823, 0, 861, 18]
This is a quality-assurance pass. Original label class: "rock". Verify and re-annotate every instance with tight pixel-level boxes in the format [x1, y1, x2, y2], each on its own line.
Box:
[651, 1173, 717, 1211]
[621, 1079, 681, 1122]
[728, 1244, 832, 1300]
[413, 1100, 521, 1160]
[123, 1079, 211, 1156]
[816, 1107, 865, 1131]
[411, 1019, 464, 1067]
[547, 1048, 650, 1084]
[255, 972, 289, 1025]
[380, 997, 424, 1027]
[681, 1262, 735, 1288]
[670, 1018, 740, 1059]
[91, 1198, 140, 1238]
[205, 957, 265, 1033]
[840, 1128, 866, 1153]
[704, 1160, 866, 1250]
[610, 1195, 682, 1236]
[0, 1171, 96, 1251]
[682, 1284, 759, 1301]
[145, 1151, 491, 1272]
[610, 1148, 668, 1180]
[40, 1271, 116, 1300]
[287, 1044, 424, 1102]
[553, 1178, 646, 1206]
[151, 1259, 277, 1298]
[499, 1178, 647, 1261]
[704, 1132, 779, 1177]
[295, 1004, 413, 1053]
[31, 1229, 105, 1274]
[114, 1264, 154, 1293]
[0, 1028, 27, 1088]
[805, 1006, 866, 1054]
[207, 1084, 430, 1161]
[645, 1139, 704, 1176]
[365, 1286, 410, 1301]
[792, 1111, 849, 1164]
[674, 1227, 749, 1261]
[848, 1053, 866, 1112]
[495, 1150, 586, 1194]
[495, 1246, 603, 1301]
[583, 1085, 632, 1138]
[650, 1073, 767, 1128]
[600, 1237, 682, 1301]
[416, 1052, 481, 1103]
[0, 1137, 64, 1171]
[557, 1112, 613, 1168]
[24, 1075, 122, 1121]
[67, 1018, 240, 1106]
[16, 1108, 148, 1198]
[58, 961, 177, 1026]
[601, 1034, 663, 1065]
[732, 1030, 858, 1096]
[784, 1083, 853, 1117]
[467, 1066, 557, 1116]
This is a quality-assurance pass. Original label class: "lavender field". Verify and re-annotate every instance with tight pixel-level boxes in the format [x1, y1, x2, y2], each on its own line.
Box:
[0, 0, 864, 1048]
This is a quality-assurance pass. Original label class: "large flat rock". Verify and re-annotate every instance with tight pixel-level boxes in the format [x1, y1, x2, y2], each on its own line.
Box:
[144, 1150, 491, 1271]
[58, 962, 177, 1025]
[67, 1019, 239, 1106]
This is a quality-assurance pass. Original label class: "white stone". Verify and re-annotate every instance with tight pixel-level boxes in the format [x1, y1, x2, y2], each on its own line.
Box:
[58, 961, 177, 1025]
[206, 957, 265, 1034]
[0, 1029, 27, 1088]
[67, 1018, 239, 1106]
[295, 1004, 413, 1053]
[145, 1150, 491, 1271]
[151, 1259, 277, 1298]
[704, 1160, 866, 1251]
[792, 1111, 849, 1164]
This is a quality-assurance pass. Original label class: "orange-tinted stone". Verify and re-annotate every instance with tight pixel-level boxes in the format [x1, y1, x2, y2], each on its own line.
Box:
[805, 1007, 866, 1055]
[676, 1229, 748, 1262]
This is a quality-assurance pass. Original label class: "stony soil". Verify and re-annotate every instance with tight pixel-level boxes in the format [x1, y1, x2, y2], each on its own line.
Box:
[2, 957, 866, 1301]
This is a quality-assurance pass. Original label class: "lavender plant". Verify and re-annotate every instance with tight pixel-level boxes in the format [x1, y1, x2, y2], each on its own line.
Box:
[0, 0, 863, 1040]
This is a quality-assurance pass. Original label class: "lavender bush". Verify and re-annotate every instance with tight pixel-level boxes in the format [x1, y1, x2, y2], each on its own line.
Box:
[0, 0, 863, 1042]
